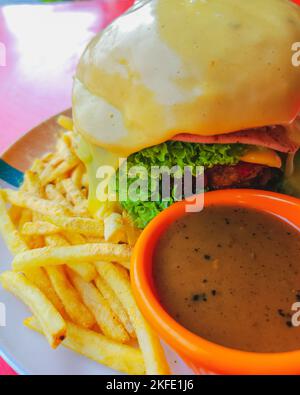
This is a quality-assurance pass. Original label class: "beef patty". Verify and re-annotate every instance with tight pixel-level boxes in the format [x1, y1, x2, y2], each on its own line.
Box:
[206, 162, 280, 190]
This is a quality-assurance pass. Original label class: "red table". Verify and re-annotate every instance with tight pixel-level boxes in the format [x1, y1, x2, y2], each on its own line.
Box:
[0, 0, 133, 155]
[0, 0, 133, 375]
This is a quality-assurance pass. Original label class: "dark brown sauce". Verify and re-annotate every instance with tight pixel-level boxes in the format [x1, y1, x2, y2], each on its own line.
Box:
[153, 206, 300, 353]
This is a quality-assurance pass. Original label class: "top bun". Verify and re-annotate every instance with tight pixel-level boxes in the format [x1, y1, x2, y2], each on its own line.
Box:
[73, 0, 300, 155]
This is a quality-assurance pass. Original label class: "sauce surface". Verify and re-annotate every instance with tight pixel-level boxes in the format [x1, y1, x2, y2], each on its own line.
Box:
[153, 206, 300, 353]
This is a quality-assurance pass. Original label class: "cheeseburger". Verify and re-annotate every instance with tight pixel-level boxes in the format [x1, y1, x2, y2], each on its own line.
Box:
[72, 0, 300, 228]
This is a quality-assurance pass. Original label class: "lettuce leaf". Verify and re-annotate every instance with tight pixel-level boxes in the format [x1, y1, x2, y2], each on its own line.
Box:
[117, 141, 246, 228]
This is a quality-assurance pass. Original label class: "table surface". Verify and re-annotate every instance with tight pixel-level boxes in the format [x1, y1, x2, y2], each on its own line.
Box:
[0, 0, 133, 155]
[0, 0, 133, 375]
[1, 0, 300, 376]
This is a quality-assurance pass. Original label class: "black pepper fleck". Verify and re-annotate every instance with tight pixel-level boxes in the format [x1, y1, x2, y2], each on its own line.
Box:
[192, 293, 207, 302]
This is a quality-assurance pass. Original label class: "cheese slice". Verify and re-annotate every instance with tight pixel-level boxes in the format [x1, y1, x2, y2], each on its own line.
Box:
[240, 148, 282, 169]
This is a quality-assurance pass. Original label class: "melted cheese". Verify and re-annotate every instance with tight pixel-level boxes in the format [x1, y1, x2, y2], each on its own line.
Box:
[74, 133, 121, 217]
[240, 147, 282, 168]
[73, 0, 300, 157]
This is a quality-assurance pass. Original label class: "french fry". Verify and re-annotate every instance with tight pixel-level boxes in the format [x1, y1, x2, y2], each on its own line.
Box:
[17, 209, 36, 248]
[49, 134, 72, 161]
[81, 173, 89, 188]
[40, 154, 79, 186]
[0, 192, 65, 316]
[16, 173, 52, 247]
[8, 205, 23, 226]
[32, 212, 48, 223]
[45, 265, 95, 329]
[31, 158, 45, 174]
[54, 179, 67, 195]
[94, 201, 122, 221]
[61, 178, 88, 216]
[0, 129, 169, 374]
[40, 152, 53, 164]
[45, 234, 68, 246]
[13, 243, 131, 272]
[3, 189, 70, 217]
[62, 178, 85, 205]
[45, 235, 97, 284]
[63, 232, 86, 245]
[0, 271, 66, 348]
[45, 184, 74, 212]
[95, 262, 170, 375]
[24, 316, 145, 375]
[22, 171, 43, 196]
[45, 155, 63, 170]
[114, 262, 130, 280]
[18, 212, 44, 249]
[44, 215, 104, 237]
[104, 213, 127, 243]
[71, 164, 85, 189]
[0, 192, 28, 255]
[81, 187, 88, 199]
[18, 209, 33, 230]
[95, 276, 135, 339]
[61, 131, 76, 153]
[57, 115, 74, 131]
[84, 236, 104, 244]
[23, 267, 66, 318]
[27, 235, 45, 250]
[67, 269, 129, 343]
[45, 183, 64, 201]
[21, 221, 60, 236]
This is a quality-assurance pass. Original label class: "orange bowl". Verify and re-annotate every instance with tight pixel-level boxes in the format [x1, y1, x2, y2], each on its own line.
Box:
[131, 189, 300, 375]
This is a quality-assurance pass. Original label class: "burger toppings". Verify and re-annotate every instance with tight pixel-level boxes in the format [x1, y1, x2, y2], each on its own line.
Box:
[173, 125, 299, 154]
[206, 163, 278, 190]
[117, 141, 282, 229]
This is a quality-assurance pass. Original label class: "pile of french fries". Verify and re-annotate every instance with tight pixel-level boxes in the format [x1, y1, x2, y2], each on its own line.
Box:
[0, 116, 169, 375]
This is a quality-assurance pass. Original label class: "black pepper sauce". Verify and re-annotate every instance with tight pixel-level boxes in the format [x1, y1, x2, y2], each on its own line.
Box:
[153, 206, 300, 353]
